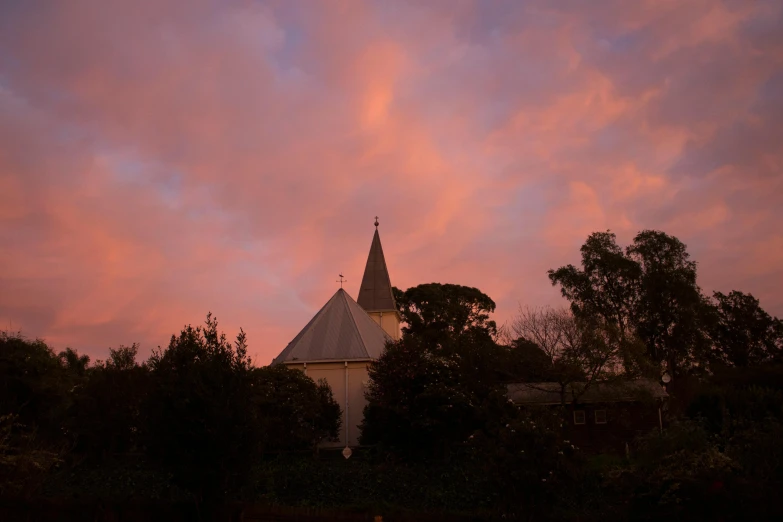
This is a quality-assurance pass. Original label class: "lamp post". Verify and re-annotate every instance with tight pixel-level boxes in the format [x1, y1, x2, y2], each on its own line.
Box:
[659, 372, 671, 433]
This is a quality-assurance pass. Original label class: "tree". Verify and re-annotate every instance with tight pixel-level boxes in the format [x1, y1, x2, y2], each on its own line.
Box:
[0, 332, 72, 443]
[141, 313, 260, 500]
[708, 291, 783, 367]
[67, 344, 149, 458]
[499, 337, 556, 383]
[141, 313, 342, 499]
[105, 344, 141, 371]
[547, 232, 641, 340]
[0, 332, 69, 497]
[626, 230, 710, 376]
[250, 365, 341, 452]
[57, 347, 90, 378]
[508, 307, 582, 392]
[509, 306, 650, 406]
[364, 284, 513, 458]
[549, 230, 708, 377]
[361, 331, 509, 459]
[360, 336, 479, 457]
[393, 283, 497, 345]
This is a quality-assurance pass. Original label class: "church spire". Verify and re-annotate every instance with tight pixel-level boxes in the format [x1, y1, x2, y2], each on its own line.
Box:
[356, 218, 401, 340]
[357, 218, 397, 313]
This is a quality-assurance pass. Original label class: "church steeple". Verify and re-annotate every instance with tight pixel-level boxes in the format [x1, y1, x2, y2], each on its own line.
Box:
[357, 218, 401, 340]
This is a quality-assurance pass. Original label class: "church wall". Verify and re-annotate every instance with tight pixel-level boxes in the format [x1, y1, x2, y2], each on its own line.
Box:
[285, 361, 371, 447]
[367, 311, 401, 340]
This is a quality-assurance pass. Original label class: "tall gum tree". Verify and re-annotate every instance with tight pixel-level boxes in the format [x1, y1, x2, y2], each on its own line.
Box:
[548, 230, 709, 378]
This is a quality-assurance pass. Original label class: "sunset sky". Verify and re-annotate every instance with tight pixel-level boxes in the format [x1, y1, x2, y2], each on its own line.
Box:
[1, 0, 782, 364]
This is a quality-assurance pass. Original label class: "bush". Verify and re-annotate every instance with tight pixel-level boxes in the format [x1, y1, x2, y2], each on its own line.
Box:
[251, 365, 341, 453]
[462, 408, 581, 516]
[595, 420, 730, 519]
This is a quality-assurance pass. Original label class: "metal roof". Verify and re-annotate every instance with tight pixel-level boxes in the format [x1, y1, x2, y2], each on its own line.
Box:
[507, 379, 668, 405]
[357, 228, 397, 312]
[272, 288, 391, 365]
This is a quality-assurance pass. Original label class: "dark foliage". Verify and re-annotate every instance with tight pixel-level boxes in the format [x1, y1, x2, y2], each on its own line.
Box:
[68, 345, 149, 457]
[140, 314, 260, 499]
[360, 327, 512, 459]
[500, 337, 556, 382]
[250, 365, 341, 452]
[392, 283, 497, 345]
[0, 332, 72, 444]
[547, 230, 781, 379]
[462, 408, 580, 515]
[707, 290, 783, 367]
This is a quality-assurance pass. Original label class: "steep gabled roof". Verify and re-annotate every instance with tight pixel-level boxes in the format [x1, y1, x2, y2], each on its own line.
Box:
[272, 288, 391, 365]
[357, 228, 397, 312]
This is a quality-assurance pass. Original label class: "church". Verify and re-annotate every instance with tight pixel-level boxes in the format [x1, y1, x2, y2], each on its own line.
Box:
[272, 219, 400, 448]
[271, 220, 668, 454]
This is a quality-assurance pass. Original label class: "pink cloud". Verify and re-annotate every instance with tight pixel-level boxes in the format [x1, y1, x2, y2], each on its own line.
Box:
[1, 0, 781, 364]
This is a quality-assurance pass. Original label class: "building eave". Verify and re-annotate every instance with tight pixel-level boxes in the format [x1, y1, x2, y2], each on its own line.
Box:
[282, 358, 375, 365]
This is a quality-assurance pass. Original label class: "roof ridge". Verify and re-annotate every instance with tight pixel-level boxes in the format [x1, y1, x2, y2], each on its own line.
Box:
[271, 291, 340, 364]
[273, 288, 390, 364]
[335, 289, 370, 358]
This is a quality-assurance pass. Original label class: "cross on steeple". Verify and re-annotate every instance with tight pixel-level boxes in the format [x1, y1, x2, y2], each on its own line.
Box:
[374, 216, 379, 228]
[336, 273, 347, 288]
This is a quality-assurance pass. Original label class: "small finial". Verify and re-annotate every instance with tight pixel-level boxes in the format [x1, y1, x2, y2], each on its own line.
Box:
[374, 216, 379, 228]
[336, 273, 347, 288]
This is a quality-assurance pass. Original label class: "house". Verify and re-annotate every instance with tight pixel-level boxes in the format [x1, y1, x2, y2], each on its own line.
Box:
[507, 379, 668, 452]
[272, 220, 400, 448]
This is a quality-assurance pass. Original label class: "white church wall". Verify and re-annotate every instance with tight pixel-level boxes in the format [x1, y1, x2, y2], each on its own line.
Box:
[285, 361, 371, 448]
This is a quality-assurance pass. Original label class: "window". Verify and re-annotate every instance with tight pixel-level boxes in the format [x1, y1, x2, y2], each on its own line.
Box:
[573, 410, 586, 425]
[595, 409, 607, 424]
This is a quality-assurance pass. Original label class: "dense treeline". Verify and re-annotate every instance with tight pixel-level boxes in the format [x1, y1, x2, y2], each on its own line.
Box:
[2, 229, 782, 520]
[1, 314, 341, 504]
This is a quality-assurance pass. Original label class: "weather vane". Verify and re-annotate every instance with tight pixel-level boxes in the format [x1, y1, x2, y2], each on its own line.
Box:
[336, 273, 347, 288]
[374, 216, 379, 228]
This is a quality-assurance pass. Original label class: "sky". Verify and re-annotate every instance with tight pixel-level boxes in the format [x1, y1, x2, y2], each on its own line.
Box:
[1, 0, 782, 365]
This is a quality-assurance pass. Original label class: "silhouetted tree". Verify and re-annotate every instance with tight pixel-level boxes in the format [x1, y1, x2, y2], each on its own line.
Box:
[141, 314, 260, 500]
[393, 283, 497, 345]
[140, 314, 342, 500]
[509, 306, 651, 406]
[627, 230, 711, 376]
[707, 290, 783, 367]
[361, 291, 510, 459]
[67, 344, 149, 458]
[0, 332, 72, 443]
[361, 335, 498, 458]
[549, 230, 709, 377]
[57, 347, 90, 378]
[251, 365, 341, 452]
[501, 337, 556, 382]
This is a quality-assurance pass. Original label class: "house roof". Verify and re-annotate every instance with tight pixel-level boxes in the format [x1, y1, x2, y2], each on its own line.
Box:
[357, 228, 397, 312]
[507, 378, 668, 405]
[272, 288, 391, 365]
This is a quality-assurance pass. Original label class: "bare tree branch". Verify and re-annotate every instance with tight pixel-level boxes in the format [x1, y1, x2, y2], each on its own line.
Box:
[508, 305, 650, 407]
